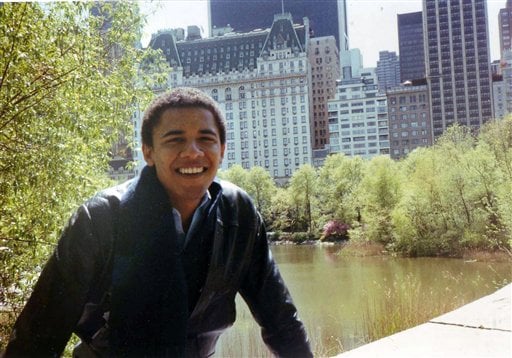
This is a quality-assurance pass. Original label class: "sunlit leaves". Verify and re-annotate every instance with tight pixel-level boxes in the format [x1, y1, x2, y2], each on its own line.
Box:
[0, 2, 163, 344]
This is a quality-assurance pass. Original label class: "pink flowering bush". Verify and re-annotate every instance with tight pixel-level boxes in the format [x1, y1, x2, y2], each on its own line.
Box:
[321, 220, 350, 242]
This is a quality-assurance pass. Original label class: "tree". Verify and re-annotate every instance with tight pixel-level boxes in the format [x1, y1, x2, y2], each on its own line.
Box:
[391, 147, 457, 255]
[392, 121, 512, 255]
[288, 164, 319, 233]
[0, 2, 166, 346]
[317, 153, 365, 225]
[245, 166, 276, 223]
[268, 187, 295, 232]
[477, 116, 512, 251]
[358, 156, 403, 245]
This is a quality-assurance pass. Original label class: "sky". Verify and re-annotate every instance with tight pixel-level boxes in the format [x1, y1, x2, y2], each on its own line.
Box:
[140, 0, 504, 67]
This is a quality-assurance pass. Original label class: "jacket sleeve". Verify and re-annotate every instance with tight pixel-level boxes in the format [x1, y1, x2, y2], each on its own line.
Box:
[238, 216, 313, 358]
[3, 197, 114, 357]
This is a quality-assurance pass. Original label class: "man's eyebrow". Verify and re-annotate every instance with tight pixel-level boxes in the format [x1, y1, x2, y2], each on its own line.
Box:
[161, 129, 184, 138]
[160, 129, 217, 138]
[199, 129, 218, 136]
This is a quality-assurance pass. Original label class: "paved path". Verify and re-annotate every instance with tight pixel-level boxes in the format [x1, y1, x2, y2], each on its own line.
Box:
[335, 283, 511, 358]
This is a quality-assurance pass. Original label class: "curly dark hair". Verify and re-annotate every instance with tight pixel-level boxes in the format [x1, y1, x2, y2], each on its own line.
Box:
[141, 87, 226, 146]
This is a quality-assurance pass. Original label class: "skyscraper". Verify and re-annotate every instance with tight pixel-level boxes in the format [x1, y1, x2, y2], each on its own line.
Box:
[398, 11, 425, 82]
[208, 0, 348, 59]
[376, 51, 400, 92]
[309, 36, 340, 149]
[424, 0, 493, 138]
[499, 0, 512, 57]
[387, 82, 433, 159]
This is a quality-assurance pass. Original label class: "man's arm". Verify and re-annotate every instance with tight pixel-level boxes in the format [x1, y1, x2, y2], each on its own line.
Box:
[4, 199, 113, 357]
[239, 217, 313, 358]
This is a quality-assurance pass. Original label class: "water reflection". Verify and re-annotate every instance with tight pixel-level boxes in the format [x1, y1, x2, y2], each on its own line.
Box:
[216, 245, 511, 357]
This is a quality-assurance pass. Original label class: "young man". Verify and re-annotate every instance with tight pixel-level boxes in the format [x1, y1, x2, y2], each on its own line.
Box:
[4, 87, 313, 357]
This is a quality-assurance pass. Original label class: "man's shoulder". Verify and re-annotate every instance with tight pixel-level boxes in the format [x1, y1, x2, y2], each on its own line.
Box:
[217, 179, 252, 203]
[83, 178, 134, 213]
[215, 179, 260, 224]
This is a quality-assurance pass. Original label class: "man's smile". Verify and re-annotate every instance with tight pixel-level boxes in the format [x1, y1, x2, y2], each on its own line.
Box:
[177, 167, 207, 175]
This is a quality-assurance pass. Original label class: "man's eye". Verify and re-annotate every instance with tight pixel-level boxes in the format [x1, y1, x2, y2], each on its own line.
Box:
[200, 136, 216, 142]
[166, 137, 185, 143]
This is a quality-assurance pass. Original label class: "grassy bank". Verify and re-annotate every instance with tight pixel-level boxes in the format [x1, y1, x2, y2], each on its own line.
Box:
[357, 273, 458, 343]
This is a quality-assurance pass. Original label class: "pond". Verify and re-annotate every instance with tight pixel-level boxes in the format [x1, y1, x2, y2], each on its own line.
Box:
[215, 244, 512, 357]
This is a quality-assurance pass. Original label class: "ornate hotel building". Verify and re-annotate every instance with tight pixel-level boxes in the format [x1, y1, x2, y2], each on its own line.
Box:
[136, 14, 314, 181]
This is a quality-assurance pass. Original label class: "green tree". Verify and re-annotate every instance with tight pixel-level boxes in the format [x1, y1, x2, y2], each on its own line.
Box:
[358, 156, 403, 245]
[288, 164, 319, 233]
[0, 2, 166, 346]
[268, 187, 295, 232]
[477, 116, 512, 251]
[392, 126, 482, 255]
[392, 122, 512, 255]
[391, 147, 457, 255]
[317, 153, 365, 225]
[246, 166, 277, 222]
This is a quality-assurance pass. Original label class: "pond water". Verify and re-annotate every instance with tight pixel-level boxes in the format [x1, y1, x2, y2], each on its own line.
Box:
[215, 244, 511, 357]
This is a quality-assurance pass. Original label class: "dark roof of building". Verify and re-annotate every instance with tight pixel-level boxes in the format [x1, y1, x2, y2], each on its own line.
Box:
[149, 14, 307, 78]
[208, 0, 339, 43]
[261, 14, 304, 54]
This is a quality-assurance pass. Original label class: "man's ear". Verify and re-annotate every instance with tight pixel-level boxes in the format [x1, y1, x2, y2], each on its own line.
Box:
[142, 143, 155, 166]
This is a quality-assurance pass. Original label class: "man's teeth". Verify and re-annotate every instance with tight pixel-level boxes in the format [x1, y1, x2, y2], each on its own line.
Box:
[179, 167, 205, 174]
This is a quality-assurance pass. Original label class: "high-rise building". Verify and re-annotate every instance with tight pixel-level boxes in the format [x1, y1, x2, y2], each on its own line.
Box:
[308, 36, 340, 149]
[376, 51, 401, 92]
[208, 0, 349, 64]
[398, 11, 425, 82]
[146, 13, 313, 181]
[493, 74, 507, 119]
[328, 69, 390, 158]
[424, 0, 493, 138]
[387, 81, 433, 159]
[499, 0, 512, 57]
[492, 49, 512, 118]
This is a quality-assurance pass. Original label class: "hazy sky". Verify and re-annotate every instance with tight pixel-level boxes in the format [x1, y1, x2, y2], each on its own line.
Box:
[140, 0, 504, 67]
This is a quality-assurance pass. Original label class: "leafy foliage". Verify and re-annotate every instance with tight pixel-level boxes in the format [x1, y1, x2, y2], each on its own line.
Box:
[288, 164, 319, 233]
[358, 156, 403, 245]
[391, 121, 512, 256]
[317, 154, 364, 225]
[0, 1, 168, 347]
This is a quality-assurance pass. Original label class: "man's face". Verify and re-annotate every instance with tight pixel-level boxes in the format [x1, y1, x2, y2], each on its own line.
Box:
[142, 107, 225, 205]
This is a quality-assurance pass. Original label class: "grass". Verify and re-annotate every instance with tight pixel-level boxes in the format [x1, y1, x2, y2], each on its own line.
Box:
[358, 273, 470, 344]
[461, 248, 512, 262]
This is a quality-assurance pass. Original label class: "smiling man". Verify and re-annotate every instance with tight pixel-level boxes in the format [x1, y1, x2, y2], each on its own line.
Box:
[4, 87, 313, 357]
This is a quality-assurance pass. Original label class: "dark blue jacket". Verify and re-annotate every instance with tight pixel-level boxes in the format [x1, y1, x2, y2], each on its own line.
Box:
[4, 167, 312, 357]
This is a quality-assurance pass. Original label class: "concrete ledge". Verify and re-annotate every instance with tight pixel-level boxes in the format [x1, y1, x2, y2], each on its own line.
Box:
[336, 284, 511, 358]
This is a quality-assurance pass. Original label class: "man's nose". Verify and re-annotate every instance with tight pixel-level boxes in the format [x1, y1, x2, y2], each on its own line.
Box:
[180, 140, 204, 158]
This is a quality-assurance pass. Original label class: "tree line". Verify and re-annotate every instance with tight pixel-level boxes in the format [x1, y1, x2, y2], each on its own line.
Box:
[219, 117, 512, 257]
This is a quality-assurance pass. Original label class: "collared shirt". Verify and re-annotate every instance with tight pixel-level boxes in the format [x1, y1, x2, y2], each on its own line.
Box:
[171, 191, 211, 251]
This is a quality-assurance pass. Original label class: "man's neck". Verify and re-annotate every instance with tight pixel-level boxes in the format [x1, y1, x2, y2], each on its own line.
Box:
[170, 190, 211, 233]
[172, 200, 200, 232]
